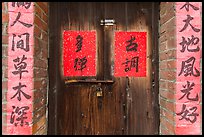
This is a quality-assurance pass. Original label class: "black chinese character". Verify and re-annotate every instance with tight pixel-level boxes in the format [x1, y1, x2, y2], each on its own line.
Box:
[75, 35, 83, 52]
[179, 35, 200, 52]
[12, 55, 28, 79]
[126, 36, 138, 52]
[179, 81, 198, 101]
[12, 2, 31, 9]
[180, 2, 199, 12]
[176, 104, 199, 124]
[12, 33, 30, 52]
[11, 82, 31, 101]
[178, 57, 200, 77]
[122, 56, 139, 72]
[179, 15, 200, 32]
[10, 106, 29, 127]
[74, 56, 87, 71]
[10, 12, 33, 28]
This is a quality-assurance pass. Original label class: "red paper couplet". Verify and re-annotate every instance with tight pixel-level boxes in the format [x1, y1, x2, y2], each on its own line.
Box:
[114, 32, 147, 77]
[63, 31, 96, 76]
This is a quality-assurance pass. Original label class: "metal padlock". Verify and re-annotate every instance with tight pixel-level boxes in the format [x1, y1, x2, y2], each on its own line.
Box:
[96, 87, 102, 97]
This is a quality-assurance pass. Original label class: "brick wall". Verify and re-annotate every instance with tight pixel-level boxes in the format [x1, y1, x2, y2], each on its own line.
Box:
[159, 2, 176, 135]
[1, 2, 49, 135]
[32, 2, 49, 135]
[2, 2, 9, 135]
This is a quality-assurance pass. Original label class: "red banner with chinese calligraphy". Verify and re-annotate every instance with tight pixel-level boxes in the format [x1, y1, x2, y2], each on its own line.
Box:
[114, 32, 147, 77]
[7, 2, 34, 134]
[175, 2, 202, 135]
[63, 31, 96, 76]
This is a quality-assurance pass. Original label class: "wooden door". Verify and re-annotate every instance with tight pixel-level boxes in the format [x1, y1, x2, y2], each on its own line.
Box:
[48, 2, 159, 135]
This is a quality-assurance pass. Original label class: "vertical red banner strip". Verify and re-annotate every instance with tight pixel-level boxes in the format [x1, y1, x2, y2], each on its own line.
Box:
[7, 2, 34, 134]
[175, 2, 201, 135]
[63, 31, 96, 77]
[114, 32, 147, 77]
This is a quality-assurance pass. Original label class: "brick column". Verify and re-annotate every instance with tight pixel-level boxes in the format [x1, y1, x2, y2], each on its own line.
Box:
[2, 2, 9, 135]
[32, 2, 49, 135]
[159, 2, 202, 135]
[159, 2, 177, 135]
[1, 2, 49, 135]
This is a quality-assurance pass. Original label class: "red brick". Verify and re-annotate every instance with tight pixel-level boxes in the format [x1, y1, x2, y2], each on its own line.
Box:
[34, 58, 47, 69]
[159, 81, 167, 89]
[2, 57, 8, 67]
[2, 35, 8, 44]
[160, 90, 175, 101]
[160, 70, 176, 80]
[167, 50, 176, 59]
[2, 45, 8, 57]
[163, 109, 175, 122]
[37, 2, 48, 15]
[160, 4, 175, 25]
[2, 103, 8, 113]
[33, 106, 46, 121]
[33, 97, 46, 112]
[159, 41, 167, 52]
[167, 60, 176, 69]
[34, 26, 42, 39]
[167, 81, 176, 92]
[2, 80, 8, 90]
[41, 31, 48, 42]
[34, 68, 47, 78]
[160, 117, 175, 134]
[2, 23, 8, 35]
[160, 23, 166, 34]
[166, 101, 175, 112]
[41, 47, 48, 59]
[2, 2, 5, 11]
[160, 125, 171, 135]
[34, 14, 48, 33]
[34, 42, 42, 56]
[2, 90, 7, 102]
[2, 12, 9, 23]
[34, 80, 43, 90]
[159, 60, 167, 70]
[42, 12, 48, 24]
[159, 52, 168, 61]
[32, 114, 46, 134]
[3, 67, 8, 78]
[34, 4, 43, 18]
[167, 37, 176, 49]
[159, 34, 167, 43]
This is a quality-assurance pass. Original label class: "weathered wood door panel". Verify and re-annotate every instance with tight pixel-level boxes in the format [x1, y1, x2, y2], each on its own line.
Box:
[48, 2, 159, 135]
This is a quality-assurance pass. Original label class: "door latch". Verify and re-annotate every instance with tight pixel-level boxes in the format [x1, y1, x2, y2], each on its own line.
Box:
[100, 19, 115, 26]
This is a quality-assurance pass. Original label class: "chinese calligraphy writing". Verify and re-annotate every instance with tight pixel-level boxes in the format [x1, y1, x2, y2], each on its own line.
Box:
[179, 35, 200, 52]
[179, 81, 198, 101]
[178, 56, 200, 77]
[180, 2, 199, 12]
[10, 82, 31, 101]
[12, 33, 30, 52]
[12, 2, 31, 9]
[176, 104, 199, 124]
[121, 56, 139, 72]
[75, 35, 83, 52]
[179, 15, 200, 32]
[12, 55, 28, 79]
[10, 12, 33, 28]
[10, 106, 30, 126]
[126, 36, 138, 52]
[74, 56, 87, 71]
[176, 2, 201, 131]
